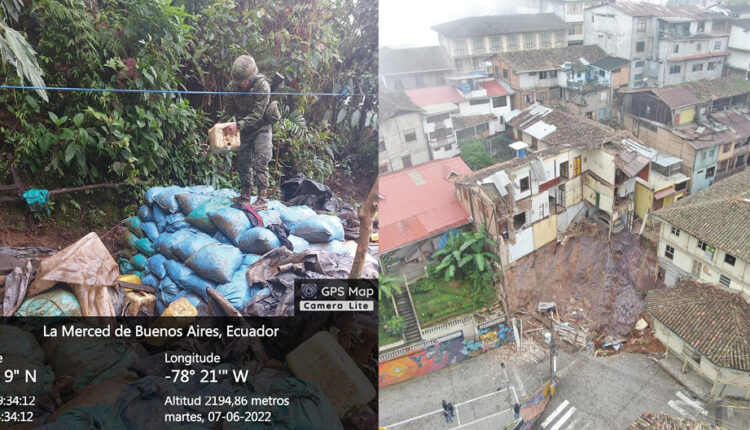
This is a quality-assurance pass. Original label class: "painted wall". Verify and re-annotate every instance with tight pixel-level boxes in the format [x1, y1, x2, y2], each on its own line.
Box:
[634, 182, 653, 220]
[533, 214, 558, 249]
[380, 112, 432, 172]
[508, 227, 535, 263]
[728, 25, 750, 72]
[565, 175, 583, 207]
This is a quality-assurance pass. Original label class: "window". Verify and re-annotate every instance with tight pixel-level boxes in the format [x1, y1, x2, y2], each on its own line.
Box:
[444, 144, 452, 151]
[454, 39, 468, 55]
[719, 274, 731, 288]
[503, 68, 509, 78]
[707, 61, 716, 70]
[636, 41, 645, 52]
[569, 25, 576, 36]
[379, 139, 385, 152]
[508, 35, 519, 51]
[673, 45, 679, 54]
[401, 155, 412, 168]
[671, 226, 680, 237]
[637, 17, 647, 32]
[709, 148, 715, 157]
[723, 142, 732, 153]
[705, 166, 715, 178]
[519, 176, 530, 192]
[560, 161, 569, 178]
[426, 113, 450, 123]
[714, 21, 725, 31]
[698, 240, 715, 260]
[669, 65, 681, 74]
[469, 98, 489, 105]
[719, 159, 728, 171]
[379, 164, 389, 174]
[403, 129, 417, 143]
[567, 3, 582, 15]
[635, 61, 645, 68]
[550, 70, 558, 78]
[634, 73, 644, 81]
[675, 181, 687, 191]
[524, 94, 535, 104]
[701, 150, 707, 161]
[714, 41, 721, 50]
[574, 156, 582, 176]
[696, 43, 702, 51]
[473, 37, 485, 54]
[665, 244, 675, 260]
[493, 96, 507, 108]
[724, 253, 736, 266]
[538, 91, 547, 102]
[539, 71, 548, 79]
[541, 32, 551, 48]
[492, 35, 502, 52]
[524, 34, 536, 50]
[692, 63, 703, 72]
[697, 21, 705, 32]
[691, 260, 703, 277]
[737, 154, 746, 165]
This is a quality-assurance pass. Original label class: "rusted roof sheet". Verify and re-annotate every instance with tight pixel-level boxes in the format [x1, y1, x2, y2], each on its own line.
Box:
[650, 86, 701, 109]
[453, 113, 497, 130]
[647, 280, 750, 372]
[494, 45, 608, 73]
[432, 13, 566, 38]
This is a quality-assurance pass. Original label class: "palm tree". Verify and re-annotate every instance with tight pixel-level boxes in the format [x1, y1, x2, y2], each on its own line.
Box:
[431, 227, 499, 288]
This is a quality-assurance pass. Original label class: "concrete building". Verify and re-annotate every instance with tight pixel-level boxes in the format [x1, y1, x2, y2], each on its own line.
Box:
[652, 170, 750, 298]
[515, 0, 611, 45]
[492, 44, 629, 119]
[647, 281, 750, 399]
[432, 13, 568, 73]
[620, 76, 750, 193]
[404, 78, 513, 159]
[620, 138, 689, 221]
[453, 104, 632, 266]
[584, 2, 730, 88]
[379, 46, 454, 91]
[379, 91, 432, 174]
[727, 19, 750, 79]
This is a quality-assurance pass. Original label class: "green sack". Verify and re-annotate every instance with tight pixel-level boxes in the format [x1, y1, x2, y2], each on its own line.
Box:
[15, 289, 83, 317]
[123, 216, 144, 237]
[134, 237, 157, 257]
[185, 196, 232, 234]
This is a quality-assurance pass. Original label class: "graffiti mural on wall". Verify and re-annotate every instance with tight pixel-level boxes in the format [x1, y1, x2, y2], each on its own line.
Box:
[378, 332, 468, 387]
[379, 317, 515, 387]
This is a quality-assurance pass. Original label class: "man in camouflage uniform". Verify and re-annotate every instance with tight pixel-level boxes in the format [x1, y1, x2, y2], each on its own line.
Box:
[221, 55, 272, 211]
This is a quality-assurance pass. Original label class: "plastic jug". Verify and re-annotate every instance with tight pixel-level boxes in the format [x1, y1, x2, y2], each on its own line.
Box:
[208, 122, 241, 154]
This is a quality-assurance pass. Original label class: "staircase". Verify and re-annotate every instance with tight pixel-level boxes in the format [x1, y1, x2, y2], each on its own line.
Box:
[394, 291, 422, 344]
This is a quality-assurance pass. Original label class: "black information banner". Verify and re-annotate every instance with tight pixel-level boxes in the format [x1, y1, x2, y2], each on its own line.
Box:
[0, 279, 378, 429]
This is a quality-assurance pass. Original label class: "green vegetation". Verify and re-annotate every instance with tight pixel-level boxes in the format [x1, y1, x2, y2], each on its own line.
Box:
[0, 0, 376, 207]
[458, 138, 495, 170]
[410, 278, 496, 327]
[378, 298, 402, 346]
[428, 227, 499, 290]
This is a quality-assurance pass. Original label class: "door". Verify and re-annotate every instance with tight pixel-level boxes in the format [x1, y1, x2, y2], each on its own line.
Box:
[557, 186, 566, 207]
[691, 260, 703, 278]
[574, 156, 582, 176]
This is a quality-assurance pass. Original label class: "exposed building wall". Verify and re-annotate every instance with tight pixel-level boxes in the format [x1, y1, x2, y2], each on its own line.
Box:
[382, 71, 452, 91]
[380, 112, 432, 172]
[584, 6, 634, 60]
[533, 214, 557, 249]
[728, 25, 750, 72]
[634, 182, 653, 220]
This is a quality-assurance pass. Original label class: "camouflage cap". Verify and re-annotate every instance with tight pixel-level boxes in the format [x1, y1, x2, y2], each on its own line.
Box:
[231, 55, 258, 82]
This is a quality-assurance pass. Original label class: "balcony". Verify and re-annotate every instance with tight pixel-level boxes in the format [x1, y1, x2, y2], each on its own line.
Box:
[428, 135, 456, 149]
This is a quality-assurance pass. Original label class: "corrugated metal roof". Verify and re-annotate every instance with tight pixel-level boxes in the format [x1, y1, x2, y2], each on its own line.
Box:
[650, 86, 702, 109]
[404, 86, 465, 107]
[479, 80, 511, 97]
[379, 158, 472, 253]
[432, 13, 566, 38]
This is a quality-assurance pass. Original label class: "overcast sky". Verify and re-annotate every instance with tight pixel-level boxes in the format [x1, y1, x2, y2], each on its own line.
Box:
[379, 0, 515, 48]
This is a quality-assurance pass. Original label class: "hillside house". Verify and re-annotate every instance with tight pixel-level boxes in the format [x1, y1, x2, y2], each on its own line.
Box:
[379, 91, 431, 173]
[380, 46, 455, 91]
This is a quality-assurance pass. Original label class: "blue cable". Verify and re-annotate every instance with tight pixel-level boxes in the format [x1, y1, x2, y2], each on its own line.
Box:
[0, 84, 376, 97]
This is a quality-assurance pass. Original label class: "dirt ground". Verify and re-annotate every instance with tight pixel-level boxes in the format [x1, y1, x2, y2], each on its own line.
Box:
[504, 221, 663, 341]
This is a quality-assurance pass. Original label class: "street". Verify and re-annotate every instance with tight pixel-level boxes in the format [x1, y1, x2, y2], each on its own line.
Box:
[380, 341, 750, 429]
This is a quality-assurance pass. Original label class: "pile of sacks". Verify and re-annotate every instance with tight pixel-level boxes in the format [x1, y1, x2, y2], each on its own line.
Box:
[118, 185, 348, 315]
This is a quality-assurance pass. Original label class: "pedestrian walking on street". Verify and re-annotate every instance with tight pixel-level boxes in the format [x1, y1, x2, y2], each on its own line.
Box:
[442, 400, 453, 423]
[448, 402, 456, 418]
[514, 402, 521, 420]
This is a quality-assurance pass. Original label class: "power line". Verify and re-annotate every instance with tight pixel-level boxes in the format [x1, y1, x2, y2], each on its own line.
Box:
[0, 84, 378, 97]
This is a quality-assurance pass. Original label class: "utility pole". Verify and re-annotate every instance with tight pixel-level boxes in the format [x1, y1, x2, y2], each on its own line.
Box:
[549, 316, 557, 395]
[501, 362, 513, 407]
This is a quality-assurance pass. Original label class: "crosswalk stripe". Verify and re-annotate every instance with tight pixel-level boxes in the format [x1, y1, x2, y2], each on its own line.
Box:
[676, 391, 708, 416]
[565, 417, 581, 430]
[550, 406, 577, 430]
[542, 400, 570, 428]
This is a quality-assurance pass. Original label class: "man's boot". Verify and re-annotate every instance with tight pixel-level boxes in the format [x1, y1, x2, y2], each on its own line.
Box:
[232, 185, 253, 204]
[254, 188, 268, 211]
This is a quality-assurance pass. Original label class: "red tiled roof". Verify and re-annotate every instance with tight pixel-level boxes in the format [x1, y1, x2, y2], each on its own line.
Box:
[479, 80, 510, 97]
[379, 158, 472, 253]
[667, 51, 727, 62]
[404, 86, 465, 107]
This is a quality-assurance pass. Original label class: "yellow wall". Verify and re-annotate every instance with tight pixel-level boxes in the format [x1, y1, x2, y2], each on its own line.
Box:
[533, 215, 557, 250]
[677, 107, 695, 125]
[634, 182, 653, 220]
[565, 176, 582, 207]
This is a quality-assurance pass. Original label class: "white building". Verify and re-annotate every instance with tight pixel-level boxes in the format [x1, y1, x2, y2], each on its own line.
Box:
[727, 19, 750, 79]
[514, 0, 611, 45]
[584, 2, 730, 88]
[379, 92, 432, 173]
[379, 46, 455, 91]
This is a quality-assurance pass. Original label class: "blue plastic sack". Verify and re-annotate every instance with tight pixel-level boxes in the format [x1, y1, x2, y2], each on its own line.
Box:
[258, 209, 282, 226]
[134, 237, 156, 256]
[278, 205, 316, 227]
[183, 274, 217, 300]
[118, 258, 134, 274]
[215, 266, 254, 310]
[213, 231, 233, 244]
[208, 207, 252, 244]
[130, 254, 148, 271]
[138, 204, 154, 222]
[131, 270, 145, 282]
[141, 274, 159, 289]
[290, 214, 345, 243]
[118, 230, 139, 251]
[308, 240, 351, 255]
[124, 217, 144, 237]
[212, 188, 240, 199]
[155, 276, 184, 313]
[144, 186, 166, 206]
[16, 289, 82, 317]
[152, 186, 184, 214]
[237, 227, 281, 254]
[23, 189, 50, 214]
[164, 260, 194, 286]
[173, 232, 218, 261]
[152, 204, 167, 232]
[185, 243, 243, 283]
[165, 212, 190, 233]
[188, 185, 215, 194]
[175, 193, 212, 215]
[147, 254, 168, 279]
[141, 222, 159, 242]
[185, 196, 233, 234]
[158, 229, 194, 259]
[288, 234, 309, 251]
[243, 254, 262, 266]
